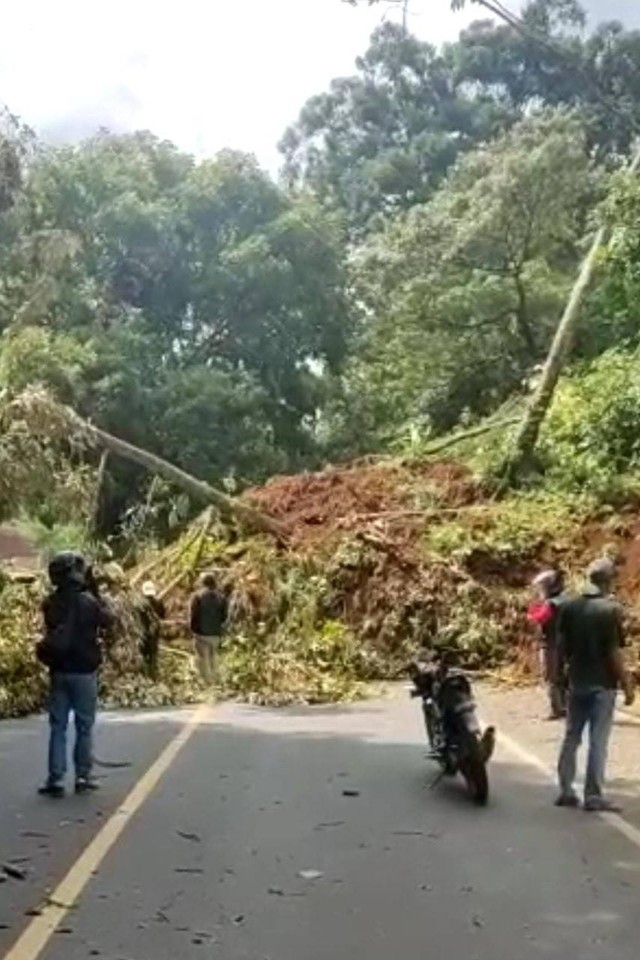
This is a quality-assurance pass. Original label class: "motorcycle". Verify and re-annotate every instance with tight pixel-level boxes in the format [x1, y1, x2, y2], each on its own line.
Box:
[409, 660, 495, 806]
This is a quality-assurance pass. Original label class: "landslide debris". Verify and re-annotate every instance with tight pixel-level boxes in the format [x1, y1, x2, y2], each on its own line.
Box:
[2, 458, 639, 716]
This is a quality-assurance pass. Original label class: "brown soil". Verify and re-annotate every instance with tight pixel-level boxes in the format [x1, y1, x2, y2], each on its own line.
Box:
[147, 457, 640, 697]
[245, 460, 482, 548]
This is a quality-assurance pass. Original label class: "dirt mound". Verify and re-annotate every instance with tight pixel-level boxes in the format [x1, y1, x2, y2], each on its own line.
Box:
[245, 460, 482, 547]
[9, 457, 640, 718]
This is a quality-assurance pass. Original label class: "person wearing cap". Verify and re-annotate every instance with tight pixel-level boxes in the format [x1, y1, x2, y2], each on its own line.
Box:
[189, 573, 228, 684]
[527, 568, 569, 720]
[139, 581, 165, 680]
[38, 552, 113, 797]
[555, 558, 635, 812]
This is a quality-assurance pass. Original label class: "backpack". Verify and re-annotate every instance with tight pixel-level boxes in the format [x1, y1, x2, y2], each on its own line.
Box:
[36, 596, 77, 668]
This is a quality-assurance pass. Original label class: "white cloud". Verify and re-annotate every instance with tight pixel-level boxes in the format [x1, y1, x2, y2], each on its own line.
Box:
[0, 0, 475, 170]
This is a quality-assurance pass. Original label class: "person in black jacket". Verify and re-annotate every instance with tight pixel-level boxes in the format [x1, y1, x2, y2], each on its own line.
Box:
[189, 573, 228, 684]
[38, 552, 113, 797]
[555, 558, 635, 812]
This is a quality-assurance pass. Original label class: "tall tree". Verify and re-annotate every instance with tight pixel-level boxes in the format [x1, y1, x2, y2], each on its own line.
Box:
[329, 110, 598, 450]
[280, 21, 508, 235]
[507, 146, 640, 477]
[297, 2, 640, 235]
[0, 133, 352, 526]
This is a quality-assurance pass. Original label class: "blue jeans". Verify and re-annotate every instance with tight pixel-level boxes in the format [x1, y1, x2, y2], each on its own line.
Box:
[558, 687, 616, 801]
[48, 673, 98, 783]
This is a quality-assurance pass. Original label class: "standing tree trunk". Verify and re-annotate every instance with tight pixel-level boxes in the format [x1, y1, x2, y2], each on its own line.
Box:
[506, 145, 640, 478]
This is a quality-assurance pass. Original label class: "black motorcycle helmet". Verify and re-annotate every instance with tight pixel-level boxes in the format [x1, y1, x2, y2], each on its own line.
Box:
[48, 551, 87, 588]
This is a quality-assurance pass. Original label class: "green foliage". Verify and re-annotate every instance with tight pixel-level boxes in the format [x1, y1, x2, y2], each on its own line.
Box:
[0, 581, 48, 717]
[541, 350, 640, 496]
[0, 326, 95, 402]
[594, 170, 640, 351]
[0, 109, 33, 218]
[220, 620, 372, 705]
[0, 133, 351, 528]
[284, 2, 640, 236]
[280, 20, 511, 235]
[14, 517, 91, 562]
[425, 492, 588, 561]
[328, 110, 597, 454]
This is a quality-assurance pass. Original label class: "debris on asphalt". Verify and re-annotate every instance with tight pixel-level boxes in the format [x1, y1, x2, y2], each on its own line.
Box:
[175, 868, 204, 874]
[2, 862, 27, 881]
[177, 830, 201, 843]
[342, 789, 360, 798]
[46, 896, 73, 909]
[315, 821, 345, 830]
[298, 869, 324, 881]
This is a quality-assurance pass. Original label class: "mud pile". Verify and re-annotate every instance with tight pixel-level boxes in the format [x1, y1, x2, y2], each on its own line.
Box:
[3, 458, 640, 717]
[142, 460, 640, 704]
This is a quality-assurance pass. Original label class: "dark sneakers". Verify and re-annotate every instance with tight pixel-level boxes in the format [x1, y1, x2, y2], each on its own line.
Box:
[38, 781, 65, 798]
[584, 797, 622, 813]
[555, 793, 622, 812]
[554, 793, 580, 808]
[75, 777, 100, 795]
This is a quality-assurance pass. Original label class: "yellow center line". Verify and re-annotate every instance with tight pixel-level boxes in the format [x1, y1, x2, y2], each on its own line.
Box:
[2, 703, 212, 960]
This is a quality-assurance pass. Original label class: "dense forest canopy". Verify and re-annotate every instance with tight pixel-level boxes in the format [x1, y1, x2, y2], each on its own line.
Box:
[3, 0, 640, 541]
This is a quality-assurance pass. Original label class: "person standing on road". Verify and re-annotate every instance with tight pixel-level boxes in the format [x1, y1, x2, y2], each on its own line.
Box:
[37, 553, 113, 797]
[528, 568, 569, 720]
[555, 558, 635, 812]
[189, 572, 228, 685]
[139, 581, 165, 680]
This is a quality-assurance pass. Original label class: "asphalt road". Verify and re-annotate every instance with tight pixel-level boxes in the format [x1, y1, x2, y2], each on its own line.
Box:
[1, 691, 639, 960]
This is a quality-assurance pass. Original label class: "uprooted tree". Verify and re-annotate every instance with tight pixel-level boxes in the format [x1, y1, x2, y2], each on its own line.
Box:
[1, 389, 288, 541]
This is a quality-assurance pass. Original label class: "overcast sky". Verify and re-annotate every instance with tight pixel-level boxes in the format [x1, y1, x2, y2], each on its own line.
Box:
[1, 1, 638, 172]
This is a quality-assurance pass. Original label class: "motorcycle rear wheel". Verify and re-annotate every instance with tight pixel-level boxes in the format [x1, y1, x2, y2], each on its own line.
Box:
[461, 740, 489, 806]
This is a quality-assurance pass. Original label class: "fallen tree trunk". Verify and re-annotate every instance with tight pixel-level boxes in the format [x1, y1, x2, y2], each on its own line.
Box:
[84, 420, 288, 541]
[8, 391, 288, 541]
[422, 417, 520, 456]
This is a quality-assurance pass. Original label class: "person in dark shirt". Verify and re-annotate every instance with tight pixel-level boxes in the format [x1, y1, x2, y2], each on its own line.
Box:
[38, 552, 113, 797]
[555, 558, 635, 812]
[528, 568, 569, 720]
[189, 572, 228, 684]
[139, 581, 165, 680]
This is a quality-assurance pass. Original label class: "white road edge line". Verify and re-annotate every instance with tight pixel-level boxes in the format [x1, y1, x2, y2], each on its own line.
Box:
[493, 721, 640, 850]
